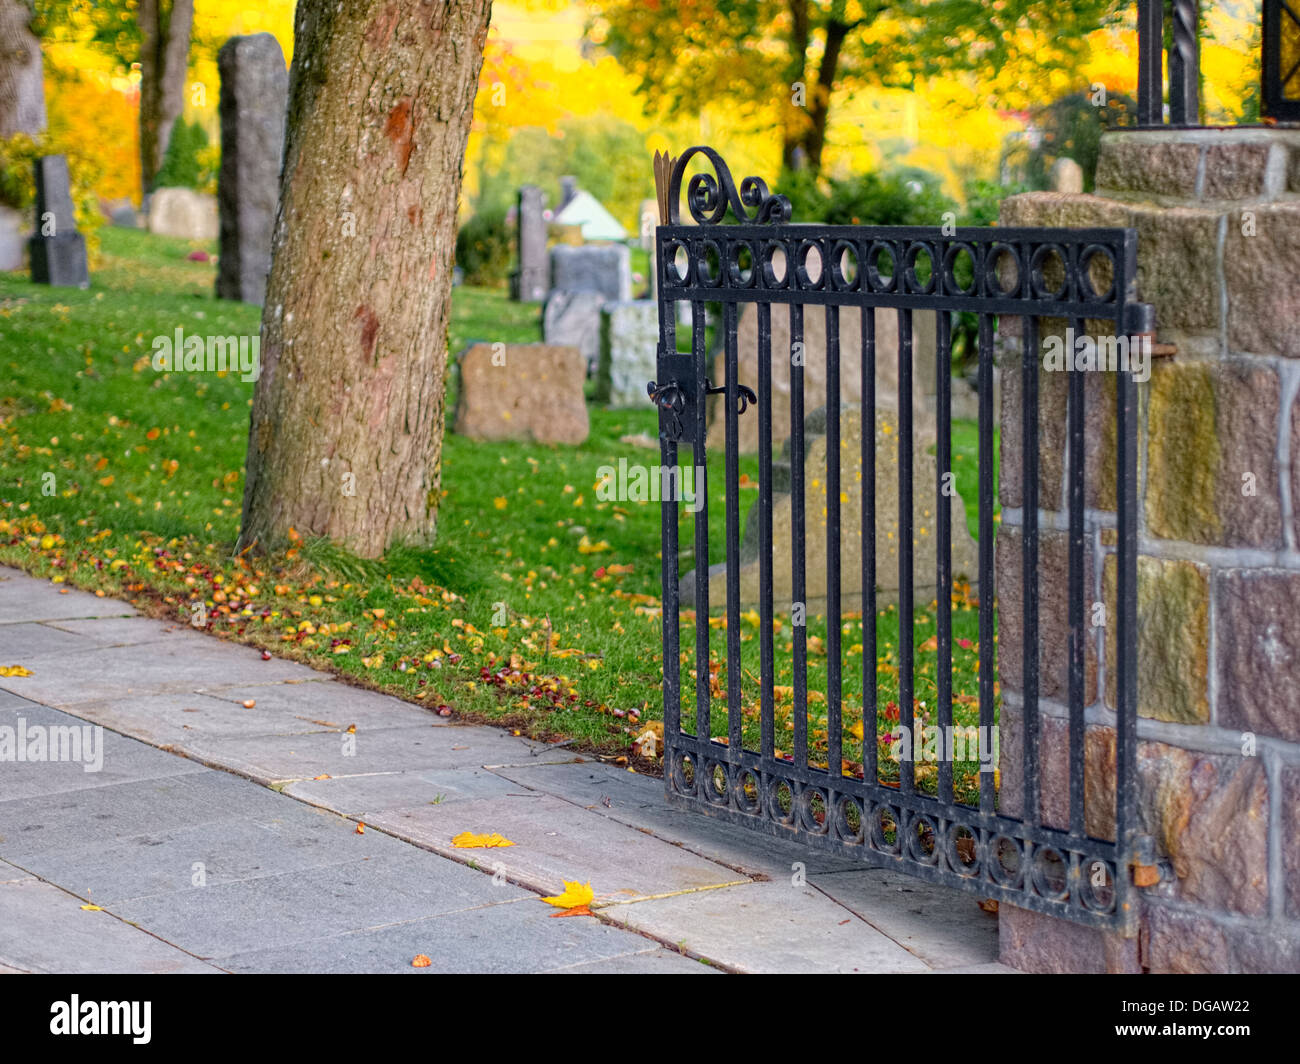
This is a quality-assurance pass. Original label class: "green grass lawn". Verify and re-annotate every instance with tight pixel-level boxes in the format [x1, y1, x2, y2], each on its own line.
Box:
[0, 227, 999, 802]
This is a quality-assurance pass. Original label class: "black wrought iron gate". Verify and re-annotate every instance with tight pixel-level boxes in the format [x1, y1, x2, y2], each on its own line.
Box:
[650, 147, 1151, 933]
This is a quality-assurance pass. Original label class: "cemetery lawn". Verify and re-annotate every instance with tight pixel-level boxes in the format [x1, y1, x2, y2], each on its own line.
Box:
[0, 227, 997, 803]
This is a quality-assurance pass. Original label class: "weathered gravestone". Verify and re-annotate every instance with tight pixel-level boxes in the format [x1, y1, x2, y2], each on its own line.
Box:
[28, 156, 88, 288]
[0, 206, 24, 271]
[149, 187, 219, 241]
[707, 303, 937, 454]
[598, 300, 658, 407]
[216, 33, 288, 306]
[543, 289, 605, 376]
[550, 243, 632, 303]
[513, 185, 548, 302]
[454, 343, 588, 445]
[681, 404, 980, 610]
[1050, 156, 1085, 194]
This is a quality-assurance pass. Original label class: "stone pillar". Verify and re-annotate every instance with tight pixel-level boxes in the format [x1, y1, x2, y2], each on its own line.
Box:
[996, 127, 1300, 974]
[27, 155, 88, 288]
[514, 185, 548, 303]
[216, 33, 289, 307]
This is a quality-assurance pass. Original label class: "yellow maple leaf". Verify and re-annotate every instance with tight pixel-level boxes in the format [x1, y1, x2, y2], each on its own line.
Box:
[541, 880, 594, 909]
[451, 830, 515, 849]
[0, 665, 32, 677]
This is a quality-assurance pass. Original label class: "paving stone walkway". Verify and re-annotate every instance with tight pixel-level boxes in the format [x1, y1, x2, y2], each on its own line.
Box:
[0, 566, 1011, 974]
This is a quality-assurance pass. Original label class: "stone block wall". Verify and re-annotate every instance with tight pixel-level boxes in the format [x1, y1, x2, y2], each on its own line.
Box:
[996, 128, 1300, 973]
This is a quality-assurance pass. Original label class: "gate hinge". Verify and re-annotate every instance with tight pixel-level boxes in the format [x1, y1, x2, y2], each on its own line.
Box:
[1129, 834, 1172, 889]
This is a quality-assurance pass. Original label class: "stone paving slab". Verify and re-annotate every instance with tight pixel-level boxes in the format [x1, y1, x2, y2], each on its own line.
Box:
[808, 867, 1000, 969]
[186, 678, 443, 730]
[604, 880, 933, 973]
[0, 621, 104, 659]
[176, 723, 573, 786]
[42, 615, 208, 647]
[491, 761, 863, 878]
[284, 766, 522, 814]
[0, 873, 222, 973]
[0, 770, 275, 861]
[14, 803, 414, 908]
[0, 699, 210, 802]
[110, 850, 531, 959]
[215, 897, 681, 974]
[0, 636, 318, 706]
[0, 572, 134, 624]
[548, 947, 718, 974]
[354, 791, 750, 902]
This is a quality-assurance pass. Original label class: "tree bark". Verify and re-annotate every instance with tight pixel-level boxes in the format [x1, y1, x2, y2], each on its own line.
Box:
[238, 0, 493, 559]
[138, 0, 195, 195]
[0, 0, 46, 138]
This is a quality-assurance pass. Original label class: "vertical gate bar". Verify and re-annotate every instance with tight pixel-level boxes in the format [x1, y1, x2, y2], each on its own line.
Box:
[898, 307, 915, 797]
[1116, 302, 1140, 929]
[758, 304, 775, 766]
[936, 309, 953, 805]
[791, 303, 808, 770]
[1137, 0, 1164, 126]
[724, 301, 743, 758]
[827, 302, 843, 778]
[862, 306, 878, 783]
[1068, 315, 1087, 838]
[660, 286, 681, 748]
[692, 296, 711, 741]
[1169, 0, 1200, 125]
[1022, 315, 1041, 827]
[977, 312, 995, 816]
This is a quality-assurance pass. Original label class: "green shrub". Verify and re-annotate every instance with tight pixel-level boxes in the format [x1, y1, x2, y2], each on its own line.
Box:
[455, 208, 512, 287]
[154, 117, 217, 194]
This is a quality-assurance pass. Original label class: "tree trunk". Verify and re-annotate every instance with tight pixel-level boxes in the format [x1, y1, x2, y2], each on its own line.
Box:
[0, 0, 46, 138]
[238, 0, 493, 559]
[138, 0, 195, 195]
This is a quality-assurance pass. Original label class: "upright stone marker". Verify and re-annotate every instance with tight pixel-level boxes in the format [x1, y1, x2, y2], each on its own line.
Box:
[598, 300, 658, 407]
[550, 243, 631, 303]
[454, 343, 588, 445]
[514, 185, 548, 302]
[543, 289, 606, 376]
[216, 34, 288, 306]
[28, 155, 88, 288]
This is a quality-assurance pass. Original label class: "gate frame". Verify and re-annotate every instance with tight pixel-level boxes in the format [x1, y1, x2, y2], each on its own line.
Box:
[651, 147, 1154, 935]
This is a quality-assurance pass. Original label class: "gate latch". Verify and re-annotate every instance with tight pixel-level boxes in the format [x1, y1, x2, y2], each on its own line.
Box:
[648, 350, 696, 444]
[648, 350, 757, 445]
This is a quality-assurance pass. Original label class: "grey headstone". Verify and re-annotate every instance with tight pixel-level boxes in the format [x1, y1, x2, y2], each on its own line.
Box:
[514, 185, 548, 302]
[543, 289, 605, 375]
[216, 34, 289, 306]
[550, 243, 632, 303]
[28, 155, 88, 288]
[0, 205, 24, 271]
[598, 300, 658, 408]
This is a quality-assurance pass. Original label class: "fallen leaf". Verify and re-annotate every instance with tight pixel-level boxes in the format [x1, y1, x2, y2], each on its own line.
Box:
[549, 904, 594, 918]
[0, 665, 33, 677]
[411, 954, 432, 968]
[355, 823, 365, 835]
[312, 774, 331, 781]
[242, 699, 256, 708]
[451, 831, 515, 849]
[80, 904, 103, 911]
[978, 898, 999, 914]
[541, 880, 594, 909]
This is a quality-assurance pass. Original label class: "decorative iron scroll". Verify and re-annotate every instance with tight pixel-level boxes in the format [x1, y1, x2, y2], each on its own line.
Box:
[655, 146, 792, 227]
